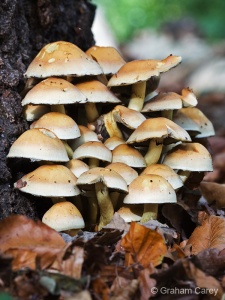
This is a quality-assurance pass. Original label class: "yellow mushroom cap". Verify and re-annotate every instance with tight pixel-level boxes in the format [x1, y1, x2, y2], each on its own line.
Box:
[22, 77, 87, 106]
[112, 144, 146, 168]
[73, 141, 112, 163]
[112, 105, 146, 129]
[123, 174, 176, 204]
[86, 45, 126, 75]
[25, 41, 103, 78]
[31, 112, 80, 140]
[65, 159, 89, 178]
[106, 162, 138, 185]
[75, 80, 121, 104]
[127, 117, 191, 144]
[42, 201, 84, 231]
[7, 128, 69, 162]
[107, 55, 182, 87]
[142, 163, 183, 190]
[163, 142, 213, 172]
[76, 167, 128, 193]
[14, 165, 80, 197]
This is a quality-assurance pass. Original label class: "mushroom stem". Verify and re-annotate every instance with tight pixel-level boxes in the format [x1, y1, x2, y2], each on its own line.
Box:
[140, 203, 158, 223]
[104, 111, 123, 138]
[161, 110, 173, 120]
[95, 181, 114, 229]
[84, 102, 99, 123]
[178, 170, 191, 183]
[51, 197, 66, 204]
[88, 158, 99, 169]
[88, 196, 99, 225]
[144, 140, 163, 166]
[51, 104, 66, 114]
[128, 81, 146, 112]
[62, 141, 74, 159]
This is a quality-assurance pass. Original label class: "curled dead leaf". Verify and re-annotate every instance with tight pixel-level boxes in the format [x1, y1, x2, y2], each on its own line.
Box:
[121, 222, 167, 268]
[187, 215, 225, 254]
[0, 215, 66, 270]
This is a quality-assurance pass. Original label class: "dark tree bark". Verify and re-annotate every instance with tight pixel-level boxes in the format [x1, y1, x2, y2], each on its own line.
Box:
[0, 0, 96, 220]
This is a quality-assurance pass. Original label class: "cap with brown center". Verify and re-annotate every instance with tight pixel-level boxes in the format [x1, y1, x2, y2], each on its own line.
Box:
[173, 109, 201, 137]
[75, 80, 121, 123]
[86, 45, 126, 75]
[127, 117, 191, 166]
[112, 144, 146, 168]
[30, 112, 80, 140]
[106, 162, 138, 186]
[14, 164, 80, 198]
[174, 107, 215, 138]
[73, 141, 112, 169]
[69, 125, 100, 151]
[112, 105, 146, 129]
[25, 41, 103, 78]
[22, 77, 87, 106]
[108, 55, 182, 111]
[65, 159, 89, 178]
[141, 163, 183, 190]
[104, 136, 126, 151]
[116, 205, 142, 223]
[7, 128, 69, 162]
[142, 91, 183, 120]
[42, 201, 85, 235]
[163, 142, 213, 172]
[77, 167, 128, 229]
[123, 174, 176, 222]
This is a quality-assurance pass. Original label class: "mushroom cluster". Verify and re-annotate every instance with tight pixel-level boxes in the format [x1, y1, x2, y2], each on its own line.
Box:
[7, 41, 214, 232]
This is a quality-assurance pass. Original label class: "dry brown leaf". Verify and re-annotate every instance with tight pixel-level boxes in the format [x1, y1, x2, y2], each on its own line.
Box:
[138, 267, 157, 300]
[91, 277, 110, 300]
[187, 215, 225, 254]
[50, 245, 84, 279]
[120, 222, 167, 268]
[110, 276, 139, 300]
[200, 181, 225, 208]
[0, 215, 66, 270]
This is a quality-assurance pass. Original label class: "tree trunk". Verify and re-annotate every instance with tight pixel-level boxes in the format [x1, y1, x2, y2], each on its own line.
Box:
[0, 0, 96, 220]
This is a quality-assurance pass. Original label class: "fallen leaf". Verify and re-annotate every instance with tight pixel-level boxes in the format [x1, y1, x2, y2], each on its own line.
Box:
[110, 276, 139, 300]
[103, 212, 130, 234]
[187, 215, 225, 254]
[121, 222, 167, 268]
[91, 277, 110, 300]
[200, 181, 225, 208]
[152, 259, 223, 300]
[191, 248, 225, 277]
[138, 267, 157, 300]
[0, 215, 66, 270]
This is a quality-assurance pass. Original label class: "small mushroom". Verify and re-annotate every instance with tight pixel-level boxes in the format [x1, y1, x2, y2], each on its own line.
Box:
[108, 55, 182, 111]
[31, 112, 80, 140]
[7, 128, 69, 162]
[42, 201, 85, 236]
[123, 174, 176, 222]
[75, 80, 121, 123]
[77, 167, 128, 229]
[112, 144, 146, 168]
[25, 41, 103, 79]
[127, 117, 191, 166]
[73, 141, 112, 169]
[14, 164, 80, 203]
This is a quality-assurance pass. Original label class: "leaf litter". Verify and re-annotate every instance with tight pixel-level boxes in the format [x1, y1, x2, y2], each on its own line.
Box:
[2, 138, 225, 299]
